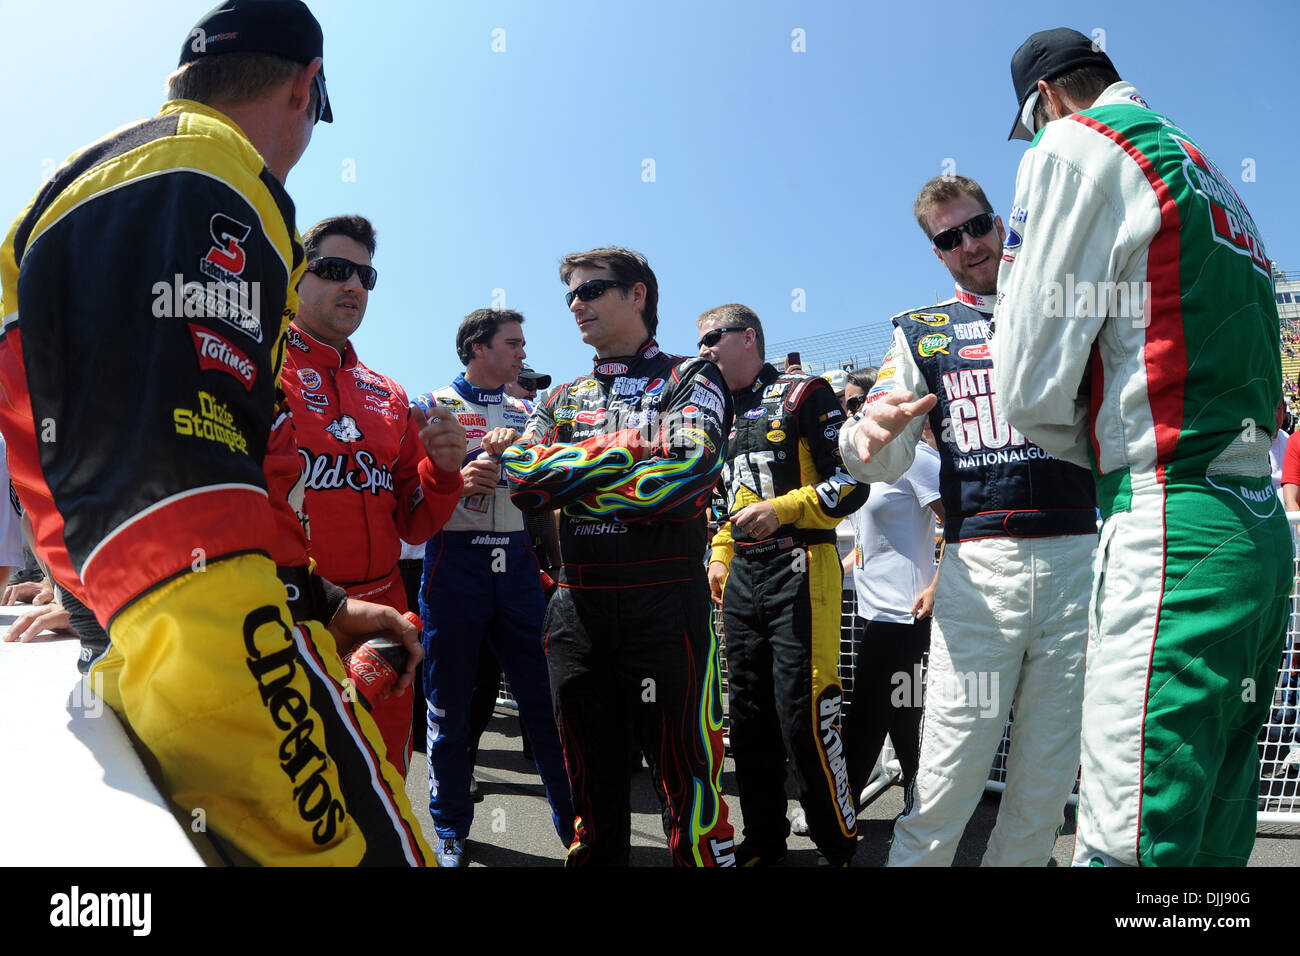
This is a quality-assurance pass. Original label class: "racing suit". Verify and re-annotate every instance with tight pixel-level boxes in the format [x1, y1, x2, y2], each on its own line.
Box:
[281, 323, 461, 774]
[710, 364, 866, 862]
[0, 99, 431, 865]
[991, 81, 1292, 866]
[503, 338, 736, 866]
[413, 375, 573, 845]
[839, 285, 1097, 866]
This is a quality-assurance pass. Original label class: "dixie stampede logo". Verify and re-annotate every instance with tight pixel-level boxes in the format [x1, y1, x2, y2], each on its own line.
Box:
[299, 447, 394, 495]
[1173, 134, 1270, 277]
[189, 323, 257, 391]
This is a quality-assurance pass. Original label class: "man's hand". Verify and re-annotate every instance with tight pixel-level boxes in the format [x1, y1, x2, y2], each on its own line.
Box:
[412, 402, 467, 473]
[328, 598, 424, 696]
[848, 390, 938, 466]
[481, 427, 521, 458]
[3, 579, 53, 606]
[461, 455, 500, 497]
[730, 500, 780, 539]
[912, 583, 936, 621]
[707, 561, 728, 606]
[4, 602, 76, 642]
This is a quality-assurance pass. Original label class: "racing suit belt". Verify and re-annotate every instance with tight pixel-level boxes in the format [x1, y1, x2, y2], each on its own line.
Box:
[734, 528, 837, 557]
[945, 508, 1097, 542]
[559, 556, 698, 590]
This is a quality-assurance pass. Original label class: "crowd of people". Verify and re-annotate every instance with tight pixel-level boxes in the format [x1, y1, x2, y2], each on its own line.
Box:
[0, 4, 1293, 868]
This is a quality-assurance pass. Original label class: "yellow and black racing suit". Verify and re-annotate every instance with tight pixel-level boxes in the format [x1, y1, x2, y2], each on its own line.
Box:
[0, 100, 429, 865]
[711, 364, 868, 864]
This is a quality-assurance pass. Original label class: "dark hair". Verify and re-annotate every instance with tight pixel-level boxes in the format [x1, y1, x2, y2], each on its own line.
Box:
[847, 366, 878, 393]
[559, 246, 659, 337]
[456, 308, 525, 366]
[303, 215, 377, 260]
[1047, 64, 1122, 108]
[913, 175, 994, 240]
[696, 303, 765, 361]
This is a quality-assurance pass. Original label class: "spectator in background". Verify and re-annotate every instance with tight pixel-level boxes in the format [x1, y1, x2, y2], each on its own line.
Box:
[822, 369, 849, 414]
[1271, 398, 1290, 492]
[838, 367, 944, 809]
[506, 363, 551, 410]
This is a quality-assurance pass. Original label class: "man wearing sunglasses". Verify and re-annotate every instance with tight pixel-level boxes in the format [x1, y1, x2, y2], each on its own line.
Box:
[0, 1, 441, 865]
[839, 174, 1097, 867]
[281, 214, 466, 779]
[992, 28, 1291, 868]
[699, 303, 867, 866]
[499, 247, 735, 866]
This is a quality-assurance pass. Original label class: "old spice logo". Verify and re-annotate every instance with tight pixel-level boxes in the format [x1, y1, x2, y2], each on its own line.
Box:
[959, 343, 989, 361]
[299, 447, 394, 494]
[189, 323, 257, 391]
[287, 327, 311, 353]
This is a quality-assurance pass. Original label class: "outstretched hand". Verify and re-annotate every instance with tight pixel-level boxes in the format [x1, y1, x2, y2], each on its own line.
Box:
[848, 390, 938, 465]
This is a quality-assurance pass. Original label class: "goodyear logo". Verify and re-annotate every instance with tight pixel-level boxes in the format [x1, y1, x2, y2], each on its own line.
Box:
[909, 312, 949, 327]
[678, 427, 716, 453]
[917, 333, 953, 358]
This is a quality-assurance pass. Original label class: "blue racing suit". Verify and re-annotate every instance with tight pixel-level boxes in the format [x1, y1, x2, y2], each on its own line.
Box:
[414, 375, 574, 844]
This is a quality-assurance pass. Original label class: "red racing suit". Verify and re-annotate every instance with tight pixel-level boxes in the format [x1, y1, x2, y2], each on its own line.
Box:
[280, 322, 462, 612]
[281, 323, 462, 773]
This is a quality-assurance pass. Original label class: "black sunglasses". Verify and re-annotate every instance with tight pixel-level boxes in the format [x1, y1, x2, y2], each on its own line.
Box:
[846, 394, 866, 414]
[931, 212, 997, 252]
[311, 71, 329, 124]
[565, 278, 626, 307]
[305, 256, 378, 290]
[698, 326, 748, 349]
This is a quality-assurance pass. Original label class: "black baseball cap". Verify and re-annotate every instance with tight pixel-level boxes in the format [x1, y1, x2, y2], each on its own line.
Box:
[179, 0, 333, 123]
[518, 364, 551, 390]
[1008, 27, 1115, 141]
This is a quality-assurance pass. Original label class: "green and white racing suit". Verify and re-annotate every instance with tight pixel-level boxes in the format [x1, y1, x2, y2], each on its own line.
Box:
[992, 81, 1292, 866]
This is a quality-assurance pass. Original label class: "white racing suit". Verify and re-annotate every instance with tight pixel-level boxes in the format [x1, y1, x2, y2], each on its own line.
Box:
[840, 286, 1096, 866]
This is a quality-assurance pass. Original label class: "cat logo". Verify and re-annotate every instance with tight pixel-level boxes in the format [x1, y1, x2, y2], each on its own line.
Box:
[909, 312, 950, 327]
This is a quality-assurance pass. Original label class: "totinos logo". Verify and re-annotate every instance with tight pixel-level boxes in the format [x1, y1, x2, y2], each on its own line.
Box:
[189, 324, 257, 391]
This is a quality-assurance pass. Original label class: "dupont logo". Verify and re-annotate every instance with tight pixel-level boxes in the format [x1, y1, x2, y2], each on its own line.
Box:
[959, 343, 989, 362]
[596, 362, 628, 375]
[189, 323, 257, 391]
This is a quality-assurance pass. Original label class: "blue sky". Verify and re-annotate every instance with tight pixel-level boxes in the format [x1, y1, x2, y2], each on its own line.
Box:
[2, 0, 1297, 395]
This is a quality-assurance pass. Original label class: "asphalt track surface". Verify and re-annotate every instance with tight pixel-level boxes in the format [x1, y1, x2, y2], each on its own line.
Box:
[404, 706, 1300, 867]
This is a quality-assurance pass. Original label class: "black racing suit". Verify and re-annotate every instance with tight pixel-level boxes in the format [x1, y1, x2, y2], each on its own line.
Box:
[503, 338, 736, 866]
[710, 364, 868, 862]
